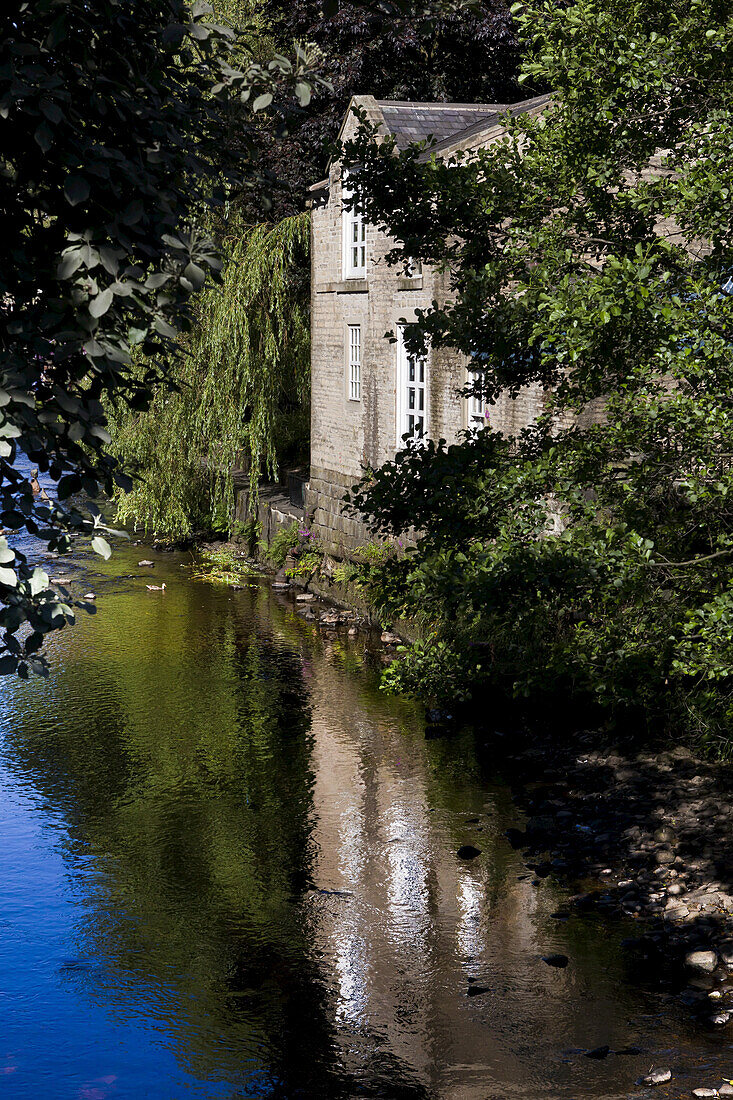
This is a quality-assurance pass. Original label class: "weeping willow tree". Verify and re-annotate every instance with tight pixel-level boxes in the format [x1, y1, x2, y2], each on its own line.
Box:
[109, 211, 310, 540]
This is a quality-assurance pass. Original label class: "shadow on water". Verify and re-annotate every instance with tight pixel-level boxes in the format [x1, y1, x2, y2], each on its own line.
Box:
[0, 539, 729, 1098]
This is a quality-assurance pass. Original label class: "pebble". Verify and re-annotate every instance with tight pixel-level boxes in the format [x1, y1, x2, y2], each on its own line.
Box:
[692, 1090, 718, 1098]
[83, 593, 96, 600]
[138, 560, 154, 567]
[642, 1068, 671, 1085]
[719, 1085, 733, 1097]
[295, 593, 314, 602]
[686, 950, 718, 975]
[380, 631, 400, 644]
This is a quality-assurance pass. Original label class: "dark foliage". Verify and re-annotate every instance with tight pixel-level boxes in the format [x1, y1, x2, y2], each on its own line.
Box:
[259, 0, 523, 218]
[0, 0, 323, 673]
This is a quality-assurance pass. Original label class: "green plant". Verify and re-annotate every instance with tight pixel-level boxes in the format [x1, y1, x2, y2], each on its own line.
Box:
[264, 522, 302, 568]
[344, 0, 733, 747]
[232, 517, 263, 555]
[0, 0, 325, 674]
[110, 211, 311, 540]
[333, 562, 360, 586]
[285, 550, 323, 579]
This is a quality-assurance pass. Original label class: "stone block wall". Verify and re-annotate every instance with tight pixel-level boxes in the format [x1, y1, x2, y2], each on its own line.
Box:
[308, 95, 546, 555]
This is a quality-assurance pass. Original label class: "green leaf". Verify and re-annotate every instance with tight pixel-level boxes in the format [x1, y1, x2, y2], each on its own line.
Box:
[253, 92, 273, 112]
[40, 99, 63, 125]
[91, 535, 111, 559]
[89, 287, 113, 318]
[57, 249, 84, 279]
[0, 655, 18, 675]
[57, 474, 82, 500]
[29, 567, 49, 596]
[0, 566, 17, 588]
[145, 272, 170, 290]
[182, 262, 205, 289]
[63, 175, 90, 205]
[34, 122, 54, 152]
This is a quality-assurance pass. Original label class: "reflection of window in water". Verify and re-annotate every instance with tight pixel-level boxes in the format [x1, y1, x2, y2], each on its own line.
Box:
[334, 930, 370, 1025]
[456, 875, 486, 960]
[385, 811, 429, 922]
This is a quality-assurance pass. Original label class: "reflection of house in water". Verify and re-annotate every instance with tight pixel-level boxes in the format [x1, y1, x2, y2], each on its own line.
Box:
[303, 638, 635, 1099]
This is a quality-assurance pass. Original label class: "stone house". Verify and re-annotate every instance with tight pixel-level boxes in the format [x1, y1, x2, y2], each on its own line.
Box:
[305, 93, 550, 554]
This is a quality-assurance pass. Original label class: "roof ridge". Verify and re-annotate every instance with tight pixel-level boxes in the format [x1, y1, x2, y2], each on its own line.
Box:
[375, 99, 503, 111]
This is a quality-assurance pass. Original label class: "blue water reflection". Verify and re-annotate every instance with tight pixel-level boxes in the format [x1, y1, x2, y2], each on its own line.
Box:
[0, 519, 728, 1098]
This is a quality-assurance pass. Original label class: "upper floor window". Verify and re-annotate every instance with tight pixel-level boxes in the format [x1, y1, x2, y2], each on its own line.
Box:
[348, 324, 361, 401]
[342, 173, 366, 279]
[404, 257, 422, 278]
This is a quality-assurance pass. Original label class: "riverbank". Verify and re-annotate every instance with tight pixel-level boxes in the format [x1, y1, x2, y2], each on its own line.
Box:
[504, 734, 733, 962]
[484, 732, 733, 1093]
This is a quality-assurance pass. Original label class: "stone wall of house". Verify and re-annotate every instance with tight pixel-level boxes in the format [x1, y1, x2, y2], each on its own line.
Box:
[307, 96, 545, 556]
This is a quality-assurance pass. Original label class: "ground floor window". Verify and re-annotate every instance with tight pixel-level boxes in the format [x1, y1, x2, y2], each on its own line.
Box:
[397, 327, 428, 444]
[468, 368, 490, 428]
[348, 324, 361, 401]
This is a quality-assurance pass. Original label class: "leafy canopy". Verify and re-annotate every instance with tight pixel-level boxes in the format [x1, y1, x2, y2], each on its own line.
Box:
[343, 0, 733, 748]
[0, 0, 326, 674]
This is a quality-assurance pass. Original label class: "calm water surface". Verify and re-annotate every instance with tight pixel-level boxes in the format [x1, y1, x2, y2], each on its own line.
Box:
[0, 526, 730, 1098]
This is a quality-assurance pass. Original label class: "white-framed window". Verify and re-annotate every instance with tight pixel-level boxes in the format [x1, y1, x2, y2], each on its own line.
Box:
[467, 368, 490, 428]
[404, 257, 422, 278]
[348, 324, 361, 401]
[342, 173, 366, 279]
[397, 327, 428, 444]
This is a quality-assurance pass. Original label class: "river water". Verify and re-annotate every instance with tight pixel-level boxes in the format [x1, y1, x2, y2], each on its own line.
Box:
[0, 527, 729, 1098]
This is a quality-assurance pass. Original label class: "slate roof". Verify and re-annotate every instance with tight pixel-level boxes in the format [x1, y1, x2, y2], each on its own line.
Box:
[375, 93, 552, 153]
[375, 101, 501, 150]
[308, 93, 553, 192]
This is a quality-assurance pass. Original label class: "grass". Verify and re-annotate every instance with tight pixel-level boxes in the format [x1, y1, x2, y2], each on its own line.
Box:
[188, 546, 260, 587]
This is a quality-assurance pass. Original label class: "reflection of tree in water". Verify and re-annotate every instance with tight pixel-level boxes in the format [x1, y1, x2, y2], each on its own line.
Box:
[1, 584, 430, 1099]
